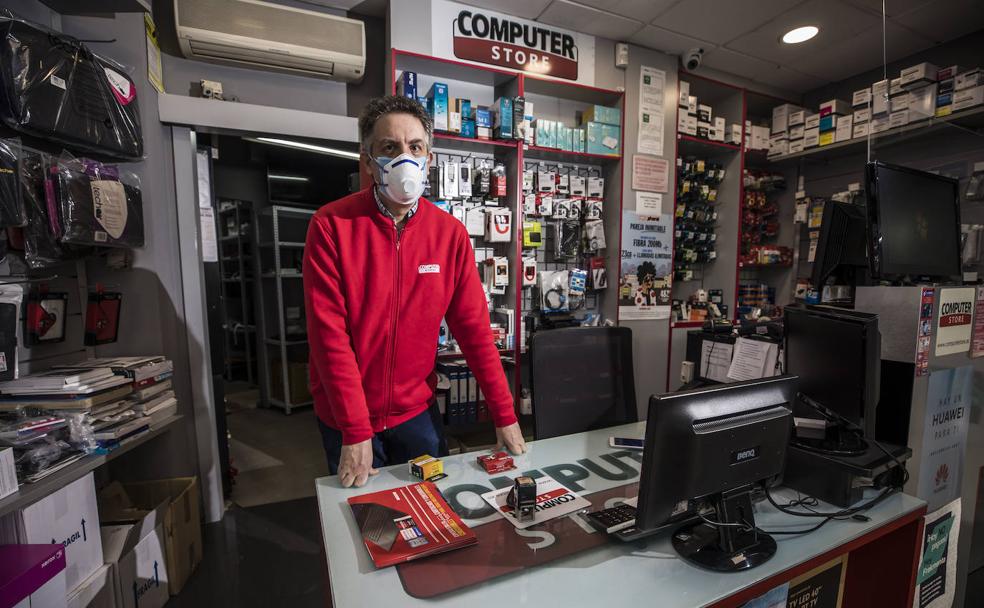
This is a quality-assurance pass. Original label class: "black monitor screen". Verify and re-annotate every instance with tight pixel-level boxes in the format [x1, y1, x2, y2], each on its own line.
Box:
[784, 308, 868, 427]
[867, 162, 960, 280]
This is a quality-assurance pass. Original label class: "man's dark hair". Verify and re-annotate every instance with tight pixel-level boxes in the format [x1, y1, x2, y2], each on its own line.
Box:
[358, 95, 433, 153]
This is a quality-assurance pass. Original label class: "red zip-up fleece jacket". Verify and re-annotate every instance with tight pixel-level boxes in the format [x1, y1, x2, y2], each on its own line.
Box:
[303, 187, 517, 445]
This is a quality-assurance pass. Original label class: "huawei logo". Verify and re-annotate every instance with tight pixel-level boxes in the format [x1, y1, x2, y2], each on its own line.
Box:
[935, 463, 949, 487]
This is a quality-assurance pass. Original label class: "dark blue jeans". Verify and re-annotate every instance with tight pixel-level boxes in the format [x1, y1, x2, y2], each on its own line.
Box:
[318, 405, 449, 474]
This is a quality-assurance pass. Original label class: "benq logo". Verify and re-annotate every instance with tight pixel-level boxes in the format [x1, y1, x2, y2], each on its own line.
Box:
[730, 446, 760, 465]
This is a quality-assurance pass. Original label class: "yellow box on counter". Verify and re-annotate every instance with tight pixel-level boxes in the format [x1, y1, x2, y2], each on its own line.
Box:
[409, 455, 446, 481]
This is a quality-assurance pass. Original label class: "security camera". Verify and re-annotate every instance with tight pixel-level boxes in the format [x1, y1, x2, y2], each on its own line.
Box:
[683, 47, 704, 71]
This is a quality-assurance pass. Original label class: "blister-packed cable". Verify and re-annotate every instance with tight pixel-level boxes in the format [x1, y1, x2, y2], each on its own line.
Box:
[0, 10, 143, 159]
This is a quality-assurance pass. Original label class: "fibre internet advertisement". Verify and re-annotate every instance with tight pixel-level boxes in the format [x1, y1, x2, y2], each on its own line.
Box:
[431, 0, 596, 86]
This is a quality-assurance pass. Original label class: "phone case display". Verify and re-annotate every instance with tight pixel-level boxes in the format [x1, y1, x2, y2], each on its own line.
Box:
[25, 290, 68, 345]
[674, 157, 723, 281]
[740, 170, 791, 267]
[0, 138, 25, 227]
[55, 153, 144, 248]
[84, 290, 121, 345]
[0, 13, 143, 159]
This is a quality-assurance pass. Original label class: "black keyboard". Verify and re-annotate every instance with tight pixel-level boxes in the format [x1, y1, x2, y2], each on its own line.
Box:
[584, 503, 637, 534]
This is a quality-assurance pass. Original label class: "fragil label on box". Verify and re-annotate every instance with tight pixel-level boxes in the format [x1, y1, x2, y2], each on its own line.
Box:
[935, 287, 975, 356]
[433, 0, 594, 84]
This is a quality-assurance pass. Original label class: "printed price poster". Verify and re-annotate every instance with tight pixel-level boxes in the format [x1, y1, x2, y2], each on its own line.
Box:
[637, 65, 665, 156]
[935, 287, 975, 356]
[917, 366, 972, 512]
[619, 212, 672, 320]
[631, 154, 669, 193]
[972, 286, 984, 357]
[913, 499, 961, 608]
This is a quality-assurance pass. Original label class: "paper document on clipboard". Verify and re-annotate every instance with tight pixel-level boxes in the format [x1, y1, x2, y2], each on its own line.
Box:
[727, 338, 780, 381]
[699, 340, 733, 383]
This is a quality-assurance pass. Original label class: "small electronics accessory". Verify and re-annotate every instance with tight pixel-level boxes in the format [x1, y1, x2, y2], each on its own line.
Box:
[507, 476, 537, 522]
[477, 451, 515, 474]
[84, 287, 122, 345]
[408, 455, 446, 482]
[609, 437, 644, 450]
[584, 501, 638, 534]
[26, 288, 67, 345]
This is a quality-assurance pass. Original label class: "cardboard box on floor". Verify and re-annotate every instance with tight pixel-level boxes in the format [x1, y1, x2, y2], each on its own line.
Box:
[0, 472, 104, 595]
[111, 477, 202, 595]
[98, 481, 170, 608]
[67, 564, 114, 608]
[272, 358, 312, 404]
[100, 525, 168, 608]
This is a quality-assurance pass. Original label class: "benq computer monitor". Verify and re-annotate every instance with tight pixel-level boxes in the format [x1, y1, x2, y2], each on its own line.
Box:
[631, 376, 797, 572]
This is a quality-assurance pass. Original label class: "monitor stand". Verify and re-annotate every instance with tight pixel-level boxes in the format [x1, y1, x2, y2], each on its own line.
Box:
[671, 486, 776, 572]
[792, 423, 868, 457]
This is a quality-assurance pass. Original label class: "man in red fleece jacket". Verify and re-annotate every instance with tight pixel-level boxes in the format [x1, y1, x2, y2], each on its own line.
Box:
[304, 95, 526, 488]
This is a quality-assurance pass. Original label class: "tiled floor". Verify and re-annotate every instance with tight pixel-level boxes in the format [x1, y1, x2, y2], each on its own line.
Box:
[167, 498, 326, 607]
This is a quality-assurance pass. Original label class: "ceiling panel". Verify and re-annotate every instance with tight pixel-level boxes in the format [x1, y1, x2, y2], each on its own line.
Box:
[452, 0, 555, 20]
[756, 66, 827, 92]
[537, 0, 646, 41]
[655, 0, 803, 46]
[629, 24, 712, 57]
[701, 48, 782, 82]
[786, 21, 932, 81]
[725, 0, 881, 62]
[893, 0, 984, 44]
[845, 0, 933, 18]
[572, 0, 682, 23]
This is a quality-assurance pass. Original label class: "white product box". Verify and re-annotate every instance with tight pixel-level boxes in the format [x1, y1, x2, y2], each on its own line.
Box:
[870, 116, 891, 134]
[953, 85, 984, 111]
[101, 525, 169, 608]
[819, 99, 850, 116]
[677, 112, 688, 132]
[709, 126, 724, 142]
[908, 83, 938, 120]
[890, 93, 909, 111]
[889, 110, 909, 129]
[0, 447, 15, 500]
[803, 128, 820, 148]
[852, 87, 872, 107]
[768, 134, 788, 155]
[853, 122, 870, 138]
[788, 124, 805, 139]
[852, 107, 871, 123]
[872, 80, 890, 115]
[678, 80, 690, 107]
[0, 473, 103, 593]
[771, 103, 802, 133]
[484, 208, 512, 242]
[679, 114, 697, 136]
[788, 138, 804, 153]
[727, 124, 742, 145]
[697, 103, 712, 122]
[835, 115, 853, 142]
[687, 95, 697, 115]
[900, 62, 938, 88]
[890, 77, 904, 96]
[955, 69, 983, 91]
[804, 113, 820, 129]
[936, 65, 965, 81]
[713, 116, 726, 131]
[788, 109, 806, 126]
[751, 125, 770, 150]
[67, 565, 115, 608]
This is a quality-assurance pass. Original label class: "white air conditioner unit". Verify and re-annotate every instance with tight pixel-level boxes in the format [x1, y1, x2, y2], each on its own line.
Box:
[174, 0, 365, 82]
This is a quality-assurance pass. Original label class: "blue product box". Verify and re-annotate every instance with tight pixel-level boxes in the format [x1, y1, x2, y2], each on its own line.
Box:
[397, 71, 417, 99]
[547, 120, 558, 148]
[937, 93, 953, 107]
[586, 121, 620, 155]
[461, 119, 476, 139]
[818, 114, 836, 132]
[581, 104, 621, 126]
[494, 96, 513, 139]
[560, 126, 572, 151]
[426, 82, 449, 131]
[474, 107, 493, 128]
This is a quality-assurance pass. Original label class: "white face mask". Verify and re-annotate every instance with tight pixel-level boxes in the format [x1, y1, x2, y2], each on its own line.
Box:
[371, 153, 428, 206]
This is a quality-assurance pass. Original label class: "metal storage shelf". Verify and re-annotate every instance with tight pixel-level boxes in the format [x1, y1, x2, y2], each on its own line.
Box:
[0, 415, 182, 518]
[218, 199, 257, 384]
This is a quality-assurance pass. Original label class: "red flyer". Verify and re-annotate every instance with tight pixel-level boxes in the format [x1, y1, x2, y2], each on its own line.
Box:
[972, 286, 984, 358]
[347, 482, 477, 568]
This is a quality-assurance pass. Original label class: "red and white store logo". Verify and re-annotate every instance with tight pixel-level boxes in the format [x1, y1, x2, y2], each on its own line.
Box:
[939, 301, 972, 327]
[452, 10, 578, 80]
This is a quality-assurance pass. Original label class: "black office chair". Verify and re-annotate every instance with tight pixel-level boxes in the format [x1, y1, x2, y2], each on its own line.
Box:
[529, 326, 638, 440]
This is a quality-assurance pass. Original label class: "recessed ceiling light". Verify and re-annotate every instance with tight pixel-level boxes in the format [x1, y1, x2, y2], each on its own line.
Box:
[782, 25, 819, 44]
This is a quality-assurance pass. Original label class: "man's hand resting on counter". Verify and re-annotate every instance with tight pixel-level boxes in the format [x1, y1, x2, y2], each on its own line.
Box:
[496, 422, 527, 455]
[338, 439, 378, 488]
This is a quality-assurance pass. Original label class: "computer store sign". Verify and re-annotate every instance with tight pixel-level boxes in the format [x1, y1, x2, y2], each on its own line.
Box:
[935, 287, 975, 356]
[432, 0, 596, 85]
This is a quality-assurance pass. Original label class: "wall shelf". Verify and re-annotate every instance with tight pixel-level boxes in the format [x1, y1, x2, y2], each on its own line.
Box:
[433, 133, 518, 152]
[524, 145, 621, 164]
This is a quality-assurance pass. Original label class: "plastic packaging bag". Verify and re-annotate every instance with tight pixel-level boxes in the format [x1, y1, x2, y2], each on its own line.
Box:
[0, 11, 143, 159]
[540, 270, 570, 313]
[0, 138, 25, 226]
[19, 148, 65, 268]
[63, 410, 97, 454]
[55, 152, 144, 248]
